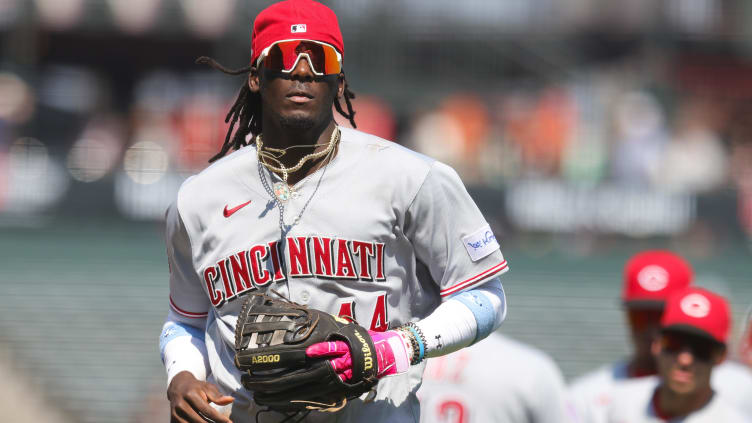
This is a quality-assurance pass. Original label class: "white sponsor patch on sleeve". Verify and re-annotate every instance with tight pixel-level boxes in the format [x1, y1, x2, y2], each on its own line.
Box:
[462, 224, 500, 262]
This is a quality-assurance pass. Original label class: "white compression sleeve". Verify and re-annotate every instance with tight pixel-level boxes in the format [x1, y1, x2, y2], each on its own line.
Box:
[160, 310, 210, 386]
[415, 277, 506, 358]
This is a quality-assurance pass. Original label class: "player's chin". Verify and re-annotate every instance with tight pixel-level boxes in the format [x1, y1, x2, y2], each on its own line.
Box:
[666, 375, 696, 394]
[279, 112, 317, 130]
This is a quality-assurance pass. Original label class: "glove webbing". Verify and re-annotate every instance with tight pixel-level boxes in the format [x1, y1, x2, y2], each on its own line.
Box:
[235, 298, 318, 349]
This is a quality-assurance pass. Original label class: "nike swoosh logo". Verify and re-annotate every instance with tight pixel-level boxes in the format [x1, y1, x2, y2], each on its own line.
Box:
[223, 200, 252, 218]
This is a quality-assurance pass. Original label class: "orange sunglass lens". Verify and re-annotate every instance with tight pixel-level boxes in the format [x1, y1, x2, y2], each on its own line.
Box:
[262, 41, 340, 75]
[322, 44, 341, 74]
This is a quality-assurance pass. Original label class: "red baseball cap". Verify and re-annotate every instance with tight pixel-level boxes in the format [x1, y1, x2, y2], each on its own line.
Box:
[251, 0, 344, 66]
[622, 250, 693, 308]
[661, 287, 731, 345]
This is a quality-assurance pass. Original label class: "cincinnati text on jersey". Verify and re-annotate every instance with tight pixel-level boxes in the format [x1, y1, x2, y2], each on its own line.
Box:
[202, 236, 386, 307]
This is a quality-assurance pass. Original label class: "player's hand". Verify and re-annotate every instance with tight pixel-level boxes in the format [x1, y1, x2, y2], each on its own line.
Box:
[167, 371, 234, 423]
[306, 330, 412, 381]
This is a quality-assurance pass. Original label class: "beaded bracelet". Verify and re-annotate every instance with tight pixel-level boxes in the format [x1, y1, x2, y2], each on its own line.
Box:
[397, 327, 420, 365]
[406, 322, 427, 362]
[399, 322, 426, 364]
[396, 328, 415, 363]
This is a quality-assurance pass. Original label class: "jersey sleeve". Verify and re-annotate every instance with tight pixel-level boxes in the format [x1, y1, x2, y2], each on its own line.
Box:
[165, 201, 210, 322]
[404, 162, 508, 299]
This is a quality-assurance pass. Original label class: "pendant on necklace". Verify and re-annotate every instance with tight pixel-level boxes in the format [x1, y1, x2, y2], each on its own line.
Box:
[273, 181, 293, 202]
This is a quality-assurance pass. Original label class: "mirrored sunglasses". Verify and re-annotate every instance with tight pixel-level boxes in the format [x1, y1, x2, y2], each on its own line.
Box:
[660, 332, 719, 362]
[257, 40, 342, 76]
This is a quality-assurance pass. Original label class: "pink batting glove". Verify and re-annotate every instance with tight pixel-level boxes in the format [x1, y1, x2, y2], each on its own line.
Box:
[306, 330, 412, 382]
[305, 341, 354, 381]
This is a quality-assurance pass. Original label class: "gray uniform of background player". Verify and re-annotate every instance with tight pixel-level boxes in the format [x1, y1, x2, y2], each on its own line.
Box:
[606, 376, 750, 423]
[568, 359, 752, 423]
[165, 127, 509, 423]
[418, 333, 567, 423]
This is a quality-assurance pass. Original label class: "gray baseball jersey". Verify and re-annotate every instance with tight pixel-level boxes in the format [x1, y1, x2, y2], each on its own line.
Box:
[165, 127, 509, 422]
[418, 333, 567, 423]
[567, 361, 631, 423]
[712, 360, 752, 417]
[606, 377, 749, 423]
[568, 360, 752, 423]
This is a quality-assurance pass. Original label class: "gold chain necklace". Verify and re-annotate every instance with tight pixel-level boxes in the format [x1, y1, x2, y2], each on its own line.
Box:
[256, 127, 340, 202]
[258, 139, 337, 234]
[256, 127, 340, 183]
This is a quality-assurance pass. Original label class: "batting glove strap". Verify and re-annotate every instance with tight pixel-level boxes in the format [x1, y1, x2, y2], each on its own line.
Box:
[369, 329, 412, 378]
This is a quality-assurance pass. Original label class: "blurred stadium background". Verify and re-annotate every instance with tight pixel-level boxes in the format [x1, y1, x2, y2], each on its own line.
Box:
[1, 0, 751, 421]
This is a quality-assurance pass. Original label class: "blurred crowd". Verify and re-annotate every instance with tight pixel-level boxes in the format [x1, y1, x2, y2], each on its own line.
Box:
[7, 64, 752, 187]
[1, 0, 752, 231]
[2, 59, 752, 220]
[408, 82, 750, 192]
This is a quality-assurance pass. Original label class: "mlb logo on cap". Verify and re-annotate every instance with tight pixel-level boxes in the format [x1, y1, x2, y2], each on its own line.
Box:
[291, 24, 307, 33]
[662, 287, 730, 345]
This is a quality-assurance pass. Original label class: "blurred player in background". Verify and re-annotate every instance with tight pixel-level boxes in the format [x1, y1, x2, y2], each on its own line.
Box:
[711, 356, 752, 417]
[606, 287, 747, 422]
[418, 333, 568, 423]
[713, 305, 752, 417]
[569, 250, 752, 422]
[568, 250, 693, 423]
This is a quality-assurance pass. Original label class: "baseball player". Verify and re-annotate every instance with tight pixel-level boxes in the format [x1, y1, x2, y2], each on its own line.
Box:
[417, 333, 568, 423]
[158, 1, 509, 422]
[568, 251, 752, 422]
[567, 250, 692, 423]
[606, 287, 748, 423]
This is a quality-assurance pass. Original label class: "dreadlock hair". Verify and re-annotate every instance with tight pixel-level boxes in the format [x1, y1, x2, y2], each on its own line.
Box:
[196, 56, 357, 163]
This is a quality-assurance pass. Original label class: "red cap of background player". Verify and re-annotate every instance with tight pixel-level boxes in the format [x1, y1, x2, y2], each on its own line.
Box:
[661, 287, 731, 345]
[251, 0, 344, 65]
[622, 250, 692, 308]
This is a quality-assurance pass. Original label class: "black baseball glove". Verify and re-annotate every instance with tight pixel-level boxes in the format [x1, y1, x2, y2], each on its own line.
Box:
[234, 293, 379, 412]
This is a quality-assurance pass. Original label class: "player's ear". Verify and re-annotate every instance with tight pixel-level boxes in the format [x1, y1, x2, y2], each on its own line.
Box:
[248, 67, 260, 94]
[337, 72, 345, 98]
[714, 347, 727, 366]
[651, 338, 662, 357]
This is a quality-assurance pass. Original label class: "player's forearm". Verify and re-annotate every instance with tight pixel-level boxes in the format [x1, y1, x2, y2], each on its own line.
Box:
[415, 277, 506, 358]
[160, 311, 210, 386]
